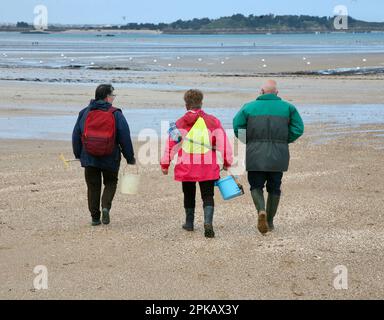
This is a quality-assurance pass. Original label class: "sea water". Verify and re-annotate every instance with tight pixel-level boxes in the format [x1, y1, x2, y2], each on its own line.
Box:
[1, 32, 384, 70]
[0, 105, 383, 141]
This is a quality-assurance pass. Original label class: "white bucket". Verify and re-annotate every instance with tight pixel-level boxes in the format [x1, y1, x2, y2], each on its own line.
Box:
[120, 166, 140, 195]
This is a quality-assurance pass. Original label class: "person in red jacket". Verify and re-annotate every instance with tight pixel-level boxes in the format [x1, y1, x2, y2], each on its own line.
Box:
[161, 89, 233, 238]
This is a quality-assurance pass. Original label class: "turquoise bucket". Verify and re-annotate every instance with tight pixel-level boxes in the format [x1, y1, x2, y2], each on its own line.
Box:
[215, 175, 244, 201]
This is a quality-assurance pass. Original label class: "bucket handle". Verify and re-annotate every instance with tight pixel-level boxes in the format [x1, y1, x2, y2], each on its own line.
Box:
[123, 164, 139, 175]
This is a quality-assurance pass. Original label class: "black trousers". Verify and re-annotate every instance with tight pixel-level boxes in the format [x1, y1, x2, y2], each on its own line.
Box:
[248, 171, 283, 196]
[182, 180, 215, 209]
[84, 167, 119, 219]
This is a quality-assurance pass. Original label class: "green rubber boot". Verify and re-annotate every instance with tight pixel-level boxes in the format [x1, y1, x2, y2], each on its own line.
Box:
[203, 206, 215, 238]
[251, 189, 266, 212]
[251, 189, 268, 235]
[182, 208, 195, 231]
[266, 194, 280, 231]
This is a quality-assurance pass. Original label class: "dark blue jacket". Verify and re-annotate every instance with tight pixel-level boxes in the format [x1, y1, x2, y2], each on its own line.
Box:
[72, 100, 135, 172]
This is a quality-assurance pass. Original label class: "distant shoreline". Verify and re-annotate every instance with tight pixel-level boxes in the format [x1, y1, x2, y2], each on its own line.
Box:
[162, 30, 382, 35]
[0, 28, 162, 35]
[61, 29, 162, 35]
[1, 28, 384, 35]
[2, 31, 384, 35]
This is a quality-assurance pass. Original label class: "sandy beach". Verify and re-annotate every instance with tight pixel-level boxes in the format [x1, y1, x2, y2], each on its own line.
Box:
[1, 73, 384, 116]
[0, 122, 384, 299]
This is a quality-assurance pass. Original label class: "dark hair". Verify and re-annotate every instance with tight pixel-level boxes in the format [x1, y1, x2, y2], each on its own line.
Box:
[184, 89, 203, 109]
[95, 84, 114, 101]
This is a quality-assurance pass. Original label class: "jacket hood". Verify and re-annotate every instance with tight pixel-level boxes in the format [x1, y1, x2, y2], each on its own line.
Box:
[182, 109, 206, 126]
[88, 99, 112, 110]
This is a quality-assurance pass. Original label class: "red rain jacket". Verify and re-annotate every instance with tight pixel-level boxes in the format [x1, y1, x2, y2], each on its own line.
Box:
[161, 109, 233, 182]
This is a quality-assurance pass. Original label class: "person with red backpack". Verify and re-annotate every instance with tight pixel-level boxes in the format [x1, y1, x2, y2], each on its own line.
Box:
[161, 90, 233, 238]
[72, 84, 136, 226]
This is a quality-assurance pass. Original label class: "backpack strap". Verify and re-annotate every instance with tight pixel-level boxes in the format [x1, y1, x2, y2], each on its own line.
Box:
[108, 106, 121, 114]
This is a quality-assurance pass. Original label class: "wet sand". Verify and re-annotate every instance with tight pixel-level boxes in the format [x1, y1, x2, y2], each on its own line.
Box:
[1, 74, 384, 116]
[0, 123, 384, 300]
[0, 52, 384, 114]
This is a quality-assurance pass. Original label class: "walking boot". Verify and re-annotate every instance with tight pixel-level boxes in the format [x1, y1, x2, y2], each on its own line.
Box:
[182, 208, 195, 231]
[91, 217, 101, 226]
[102, 208, 110, 225]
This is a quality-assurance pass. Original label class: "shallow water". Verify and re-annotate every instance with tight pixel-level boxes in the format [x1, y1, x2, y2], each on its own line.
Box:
[0, 105, 383, 141]
[1, 32, 384, 70]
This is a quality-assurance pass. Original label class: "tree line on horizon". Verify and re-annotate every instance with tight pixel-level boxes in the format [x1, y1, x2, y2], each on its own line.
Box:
[13, 14, 384, 33]
[114, 14, 384, 32]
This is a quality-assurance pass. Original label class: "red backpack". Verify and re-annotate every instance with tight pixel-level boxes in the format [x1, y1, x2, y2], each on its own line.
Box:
[82, 107, 118, 157]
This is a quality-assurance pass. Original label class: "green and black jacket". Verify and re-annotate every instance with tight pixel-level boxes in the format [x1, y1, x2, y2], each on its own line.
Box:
[233, 94, 304, 172]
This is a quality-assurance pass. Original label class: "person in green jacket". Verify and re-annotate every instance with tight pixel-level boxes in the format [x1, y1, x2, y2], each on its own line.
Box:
[233, 80, 304, 234]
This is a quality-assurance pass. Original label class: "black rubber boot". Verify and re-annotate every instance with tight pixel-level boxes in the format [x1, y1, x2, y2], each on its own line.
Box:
[204, 206, 215, 238]
[102, 208, 110, 225]
[251, 189, 268, 235]
[266, 194, 280, 231]
[182, 208, 195, 231]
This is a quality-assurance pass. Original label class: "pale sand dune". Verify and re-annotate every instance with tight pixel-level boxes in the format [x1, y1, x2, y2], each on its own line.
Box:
[0, 124, 383, 299]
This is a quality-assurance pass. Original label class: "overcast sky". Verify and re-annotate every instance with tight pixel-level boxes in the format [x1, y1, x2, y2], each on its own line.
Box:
[0, 0, 383, 24]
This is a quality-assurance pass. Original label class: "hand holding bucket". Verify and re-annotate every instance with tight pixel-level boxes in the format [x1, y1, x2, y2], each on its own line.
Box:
[215, 168, 245, 201]
[59, 153, 80, 169]
[120, 165, 140, 195]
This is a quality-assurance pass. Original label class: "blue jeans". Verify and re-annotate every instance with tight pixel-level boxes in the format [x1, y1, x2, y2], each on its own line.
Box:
[248, 171, 283, 196]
